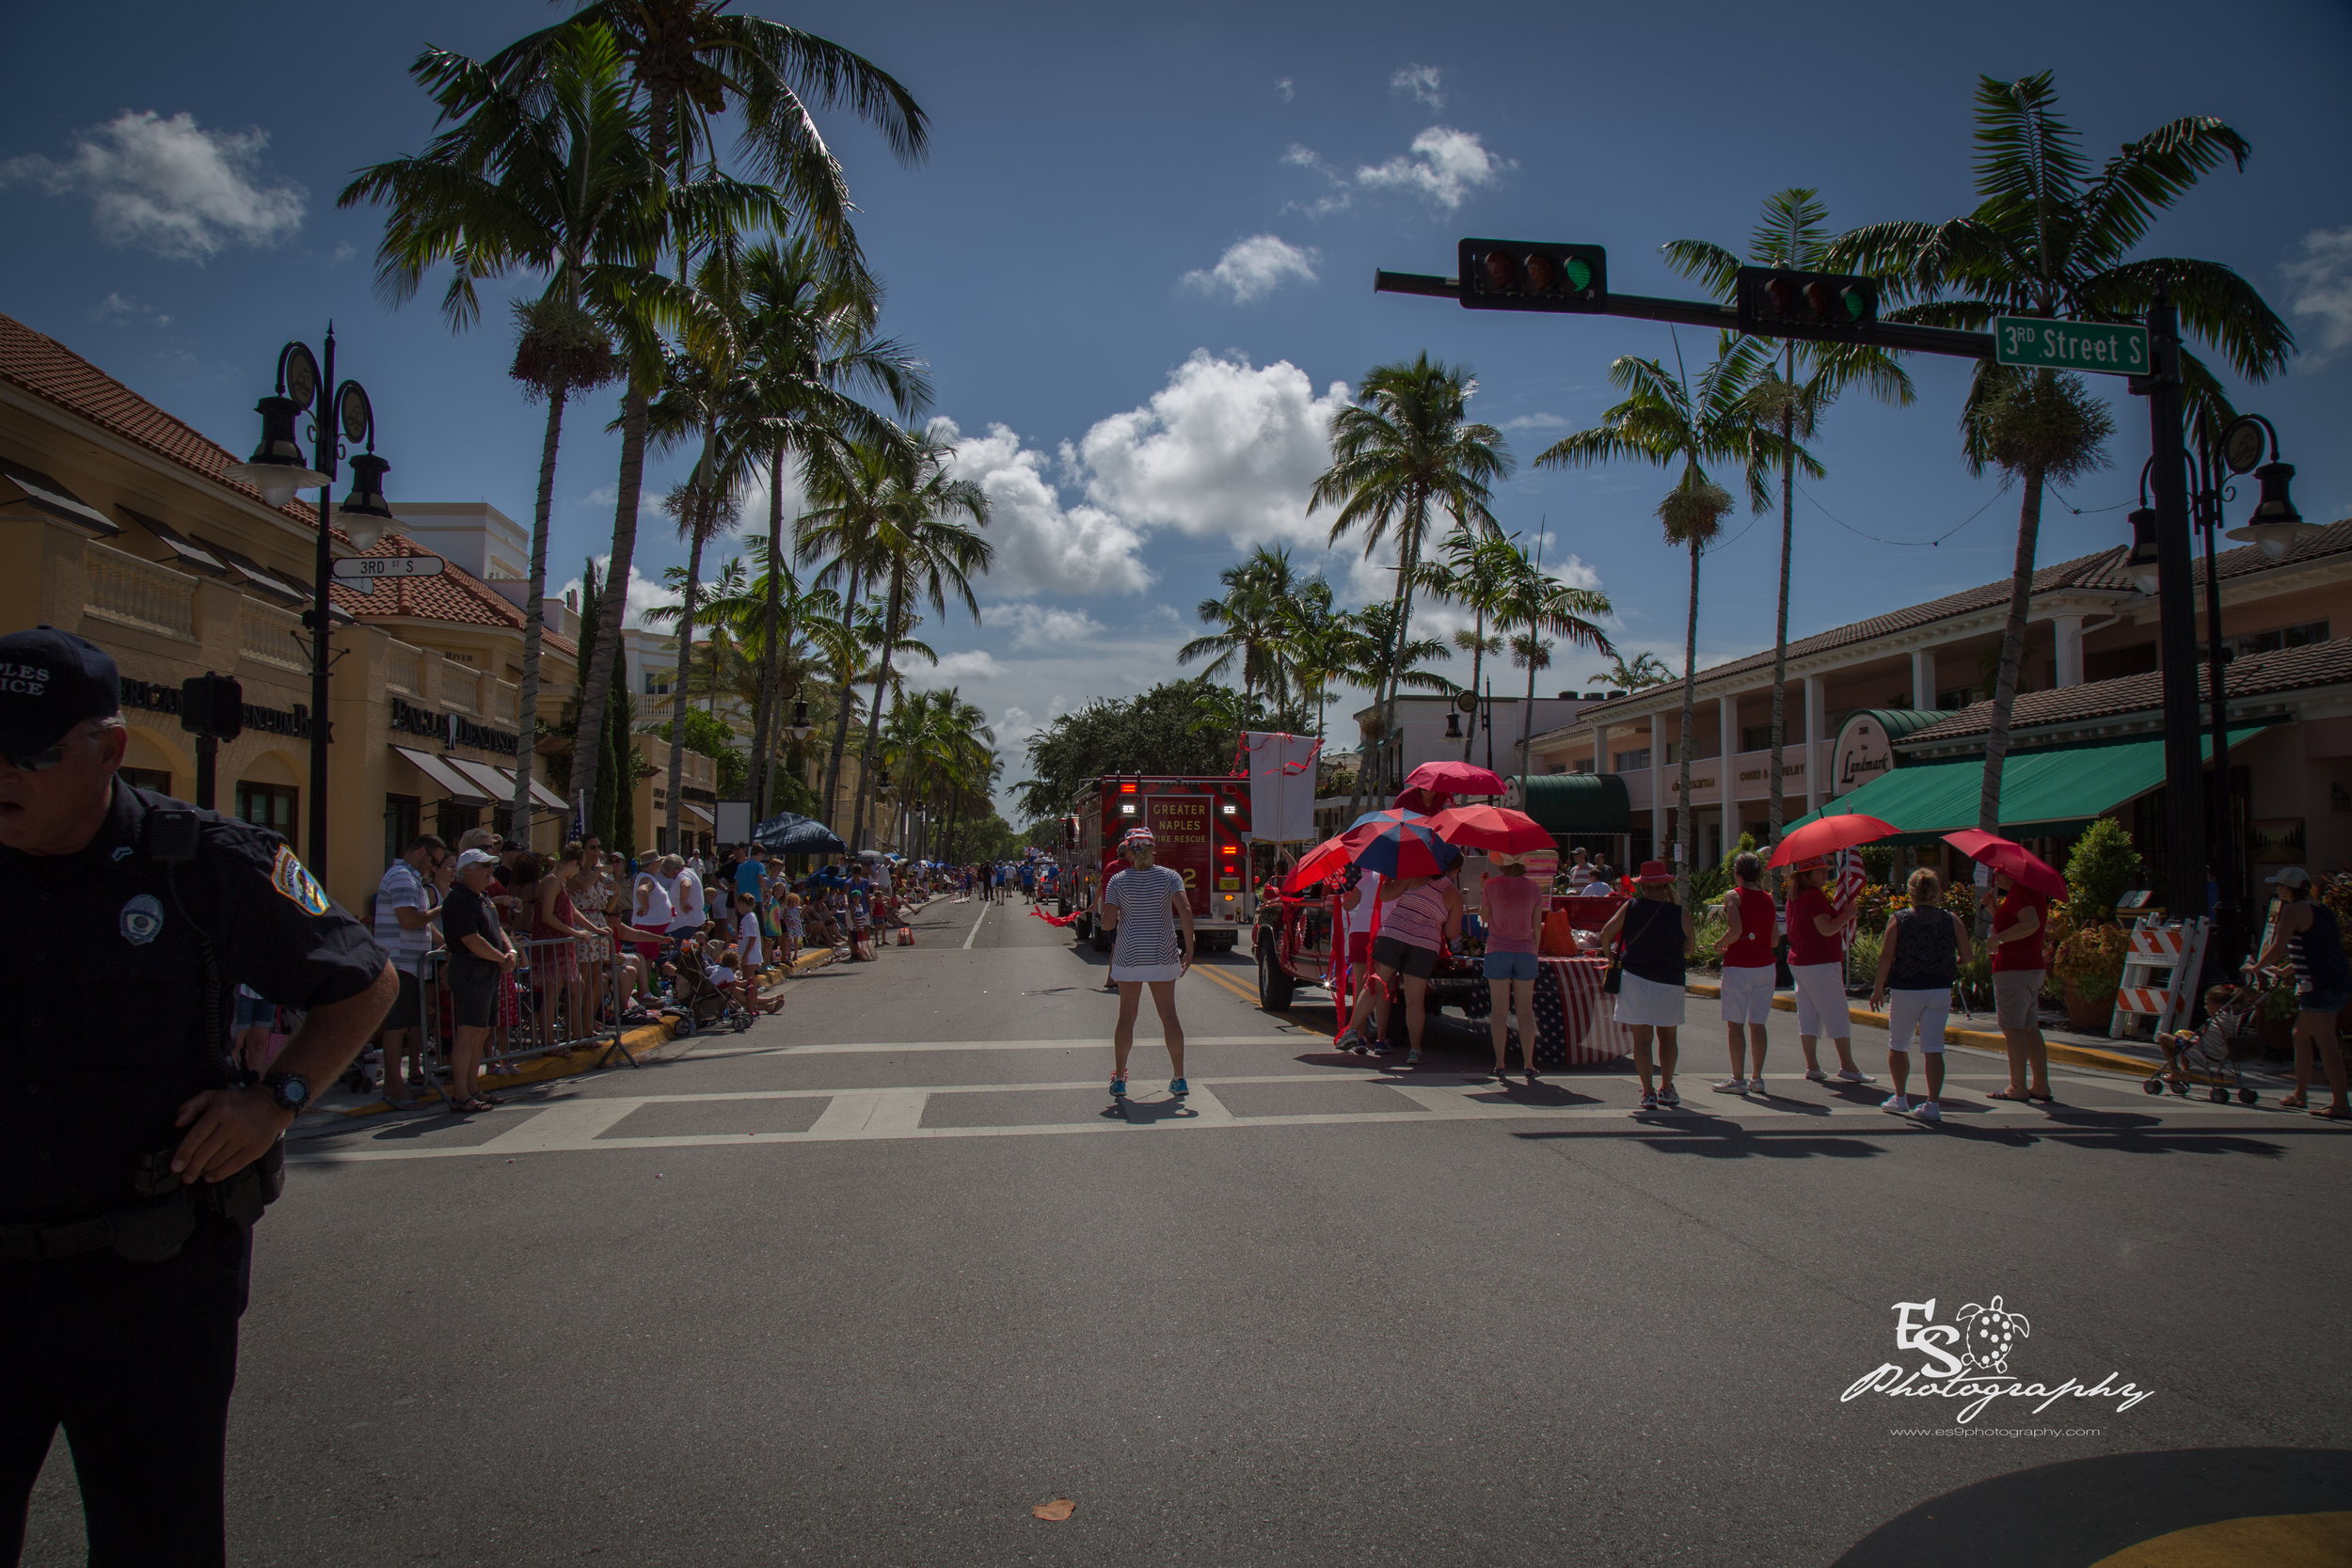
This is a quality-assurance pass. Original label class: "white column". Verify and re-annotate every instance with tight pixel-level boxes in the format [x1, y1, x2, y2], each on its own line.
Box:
[1649, 711, 1668, 858]
[1719, 692, 1740, 843]
[1592, 720, 1607, 776]
[1804, 676, 1827, 813]
[1911, 648, 1937, 710]
[2051, 614, 2086, 688]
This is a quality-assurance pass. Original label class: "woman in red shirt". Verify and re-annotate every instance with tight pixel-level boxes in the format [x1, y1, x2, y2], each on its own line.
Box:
[1786, 856, 1872, 1085]
[1983, 870, 2053, 1103]
[1711, 851, 1779, 1097]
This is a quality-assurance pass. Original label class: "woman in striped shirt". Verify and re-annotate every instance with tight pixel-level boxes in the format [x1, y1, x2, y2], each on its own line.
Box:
[1102, 828, 1197, 1101]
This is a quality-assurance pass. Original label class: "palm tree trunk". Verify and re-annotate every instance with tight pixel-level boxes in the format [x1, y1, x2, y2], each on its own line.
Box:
[1386, 511, 1426, 803]
[850, 562, 903, 852]
[821, 564, 864, 839]
[662, 508, 709, 853]
[1677, 539, 1702, 903]
[749, 451, 786, 816]
[1978, 456, 2047, 913]
[1518, 638, 1541, 778]
[1461, 609, 1484, 763]
[1768, 357, 1795, 847]
[510, 386, 566, 845]
[570, 386, 648, 836]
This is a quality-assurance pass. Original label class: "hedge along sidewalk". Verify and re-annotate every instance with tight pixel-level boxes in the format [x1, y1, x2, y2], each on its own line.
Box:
[324, 943, 842, 1121]
[1682, 978, 2171, 1080]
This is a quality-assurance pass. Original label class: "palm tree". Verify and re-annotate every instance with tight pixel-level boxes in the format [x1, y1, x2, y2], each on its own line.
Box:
[1273, 577, 1347, 744]
[341, 21, 654, 839]
[1664, 188, 1915, 847]
[849, 429, 992, 852]
[1412, 530, 1523, 761]
[1180, 545, 1299, 706]
[476, 3, 929, 838]
[1592, 650, 1673, 691]
[1538, 336, 1787, 888]
[1492, 554, 1613, 776]
[1830, 71, 2292, 840]
[1311, 354, 1511, 816]
[799, 432, 913, 833]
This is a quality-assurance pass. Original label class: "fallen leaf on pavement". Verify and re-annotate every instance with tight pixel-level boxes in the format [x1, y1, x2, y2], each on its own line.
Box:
[1031, 1498, 1075, 1521]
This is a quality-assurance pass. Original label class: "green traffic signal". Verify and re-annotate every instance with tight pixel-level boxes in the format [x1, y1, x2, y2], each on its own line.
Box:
[1734, 266, 1878, 342]
[1456, 240, 1608, 313]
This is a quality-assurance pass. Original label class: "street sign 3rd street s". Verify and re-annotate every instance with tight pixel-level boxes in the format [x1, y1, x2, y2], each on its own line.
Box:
[331, 554, 447, 585]
[1994, 317, 2150, 375]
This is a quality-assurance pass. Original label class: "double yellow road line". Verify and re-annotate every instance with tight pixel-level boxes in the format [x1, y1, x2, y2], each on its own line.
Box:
[1187, 958, 1333, 1038]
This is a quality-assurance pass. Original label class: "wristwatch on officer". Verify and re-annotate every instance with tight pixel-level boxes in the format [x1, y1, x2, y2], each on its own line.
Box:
[260, 1072, 311, 1115]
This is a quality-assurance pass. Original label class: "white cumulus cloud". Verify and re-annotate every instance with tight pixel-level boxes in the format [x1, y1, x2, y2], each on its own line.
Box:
[1356, 126, 1505, 212]
[992, 602, 1107, 650]
[0, 110, 305, 261]
[1180, 234, 1320, 305]
[932, 418, 1152, 596]
[1075, 351, 1351, 548]
[2284, 226, 2352, 369]
[558, 559, 679, 631]
[1275, 77, 1295, 103]
[91, 292, 171, 327]
[1391, 64, 1445, 109]
[904, 649, 1002, 687]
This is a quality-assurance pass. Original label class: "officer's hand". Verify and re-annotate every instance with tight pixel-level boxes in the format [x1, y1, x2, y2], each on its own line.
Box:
[171, 1087, 293, 1184]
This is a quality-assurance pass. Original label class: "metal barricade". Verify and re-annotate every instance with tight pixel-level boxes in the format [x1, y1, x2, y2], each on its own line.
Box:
[416, 933, 638, 1091]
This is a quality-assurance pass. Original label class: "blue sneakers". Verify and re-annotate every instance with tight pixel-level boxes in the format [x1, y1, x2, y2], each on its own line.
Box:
[1169, 1077, 1189, 1098]
[1109, 1075, 1127, 1099]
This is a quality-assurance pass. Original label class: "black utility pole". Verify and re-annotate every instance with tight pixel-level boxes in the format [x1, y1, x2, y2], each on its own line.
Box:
[306, 326, 338, 878]
[2139, 293, 2206, 920]
[2192, 433, 2235, 955]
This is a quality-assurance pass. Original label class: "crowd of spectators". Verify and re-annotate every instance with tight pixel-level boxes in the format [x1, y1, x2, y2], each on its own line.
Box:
[358, 835, 933, 1112]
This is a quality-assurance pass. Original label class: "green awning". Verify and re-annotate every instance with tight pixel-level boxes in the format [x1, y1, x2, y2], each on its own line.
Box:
[1781, 723, 2274, 846]
[1511, 772, 1630, 834]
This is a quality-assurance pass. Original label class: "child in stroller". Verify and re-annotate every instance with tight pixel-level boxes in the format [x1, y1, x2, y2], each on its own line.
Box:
[662, 940, 753, 1035]
[2150, 969, 2265, 1104]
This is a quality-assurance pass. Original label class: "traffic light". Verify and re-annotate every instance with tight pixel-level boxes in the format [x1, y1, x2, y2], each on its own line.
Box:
[180, 672, 244, 741]
[1736, 267, 1878, 342]
[1457, 240, 1607, 312]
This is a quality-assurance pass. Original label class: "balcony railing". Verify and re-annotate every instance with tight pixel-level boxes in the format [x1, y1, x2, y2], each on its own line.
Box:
[85, 544, 196, 640]
[485, 677, 518, 724]
[441, 657, 480, 713]
[386, 642, 425, 694]
[237, 601, 307, 671]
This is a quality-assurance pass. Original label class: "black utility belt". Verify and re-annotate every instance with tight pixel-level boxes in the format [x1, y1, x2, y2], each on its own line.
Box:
[0, 1146, 281, 1263]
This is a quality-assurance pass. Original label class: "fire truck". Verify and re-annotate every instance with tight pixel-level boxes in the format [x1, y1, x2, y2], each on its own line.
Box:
[1066, 775, 1254, 952]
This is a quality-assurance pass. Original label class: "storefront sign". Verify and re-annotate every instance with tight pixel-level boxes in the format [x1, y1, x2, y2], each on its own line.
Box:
[389, 695, 518, 756]
[1834, 713, 1897, 795]
[119, 676, 316, 738]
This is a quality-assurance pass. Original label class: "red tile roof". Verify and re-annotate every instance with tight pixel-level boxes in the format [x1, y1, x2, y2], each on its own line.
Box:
[0, 311, 320, 526]
[1899, 635, 2352, 746]
[0, 311, 572, 657]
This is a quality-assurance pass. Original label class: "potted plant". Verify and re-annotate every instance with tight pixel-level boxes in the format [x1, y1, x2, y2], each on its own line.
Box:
[2051, 919, 2129, 1033]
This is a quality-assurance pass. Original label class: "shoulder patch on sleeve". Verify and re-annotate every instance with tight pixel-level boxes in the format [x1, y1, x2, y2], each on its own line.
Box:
[271, 844, 332, 915]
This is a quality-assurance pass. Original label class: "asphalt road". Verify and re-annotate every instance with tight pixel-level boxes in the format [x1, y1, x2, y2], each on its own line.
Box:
[24, 894, 2351, 1565]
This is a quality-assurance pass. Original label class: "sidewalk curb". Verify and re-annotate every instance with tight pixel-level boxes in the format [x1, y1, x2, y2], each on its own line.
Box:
[1682, 979, 2159, 1080]
[329, 946, 845, 1120]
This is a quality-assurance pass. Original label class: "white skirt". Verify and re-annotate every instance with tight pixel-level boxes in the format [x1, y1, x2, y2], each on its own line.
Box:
[1613, 971, 1686, 1028]
[1719, 961, 1778, 1024]
[1113, 961, 1182, 984]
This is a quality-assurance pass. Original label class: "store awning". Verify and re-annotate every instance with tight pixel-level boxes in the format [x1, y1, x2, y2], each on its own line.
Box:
[442, 756, 516, 802]
[0, 458, 119, 537]
[1507, 772, 1631, 834]
[120, 508, 226, 575]
[1782, 723, 2276, 845]
[391, 745, 488, 804]
[680, 801, 715, 827]
[517, 771, 566, 811]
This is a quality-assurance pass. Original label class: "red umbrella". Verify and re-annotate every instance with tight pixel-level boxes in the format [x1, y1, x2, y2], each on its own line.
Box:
[1942, 830, 2070, 902]
[1281, 831, 1359, 895]
[1424, 804, 1556, 854]
[1767, 813, 1899, 868]
[1341, 817, 1463, 879]
[1402, 760, 1508, 799]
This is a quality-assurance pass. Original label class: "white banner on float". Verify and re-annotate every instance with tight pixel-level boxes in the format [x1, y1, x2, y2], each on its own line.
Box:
[1243, 731, 1320, 843]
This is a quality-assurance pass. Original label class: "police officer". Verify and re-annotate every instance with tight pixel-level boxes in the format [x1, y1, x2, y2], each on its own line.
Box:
[0, 627, 393, 1566]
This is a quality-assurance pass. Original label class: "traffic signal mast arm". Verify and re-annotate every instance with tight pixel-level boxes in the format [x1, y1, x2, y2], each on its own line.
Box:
[1372, 268, 1996, 361]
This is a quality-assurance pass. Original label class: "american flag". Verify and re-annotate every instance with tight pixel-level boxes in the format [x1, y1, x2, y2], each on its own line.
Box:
[1835, 847, 1867, 951]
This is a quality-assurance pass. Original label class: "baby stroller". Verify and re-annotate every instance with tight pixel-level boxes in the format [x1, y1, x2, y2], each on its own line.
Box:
[667, 956, 753, 1036]
[2149, 972, 2264, 1104]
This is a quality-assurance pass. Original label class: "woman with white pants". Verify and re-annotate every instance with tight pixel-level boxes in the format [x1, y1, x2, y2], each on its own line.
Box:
[1868, 868, 1970, 1123]
[1711, 851, 1779, 1096]
[1785, 855, 1872, 1085]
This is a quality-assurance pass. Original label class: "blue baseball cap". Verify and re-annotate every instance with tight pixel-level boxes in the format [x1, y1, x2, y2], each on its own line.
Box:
[0, 626, 119, 757]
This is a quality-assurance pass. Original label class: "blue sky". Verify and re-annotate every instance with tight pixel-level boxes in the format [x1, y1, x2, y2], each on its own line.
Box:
[5, 0, 2349, 813]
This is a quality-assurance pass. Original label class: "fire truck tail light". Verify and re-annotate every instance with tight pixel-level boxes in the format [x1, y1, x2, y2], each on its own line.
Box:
[1120, 802, 1136, 816]
[1220, 804, 1237, 815]
[1120, 783, 1137, 793]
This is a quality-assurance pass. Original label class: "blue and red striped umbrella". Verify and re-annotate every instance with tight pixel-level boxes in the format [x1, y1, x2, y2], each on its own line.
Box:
[1338, 816, 1463, 879]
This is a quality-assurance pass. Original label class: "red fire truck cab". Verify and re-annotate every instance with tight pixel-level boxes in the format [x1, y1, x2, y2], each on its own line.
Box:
[1067, 775, 1254, 952]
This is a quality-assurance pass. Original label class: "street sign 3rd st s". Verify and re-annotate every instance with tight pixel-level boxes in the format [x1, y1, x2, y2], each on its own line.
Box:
[330, 554, 447, 587]
[1994, 317, 2150, 375]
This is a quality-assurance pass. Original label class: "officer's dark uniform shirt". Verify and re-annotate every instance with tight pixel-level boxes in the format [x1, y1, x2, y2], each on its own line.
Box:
[0, 780, 387, 1227]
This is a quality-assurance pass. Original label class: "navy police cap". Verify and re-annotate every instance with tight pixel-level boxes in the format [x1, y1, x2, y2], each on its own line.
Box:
[0, 626, 119, 757]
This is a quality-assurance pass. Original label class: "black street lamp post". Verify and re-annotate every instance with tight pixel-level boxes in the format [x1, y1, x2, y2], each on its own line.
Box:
[221, 328, 392, 880]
